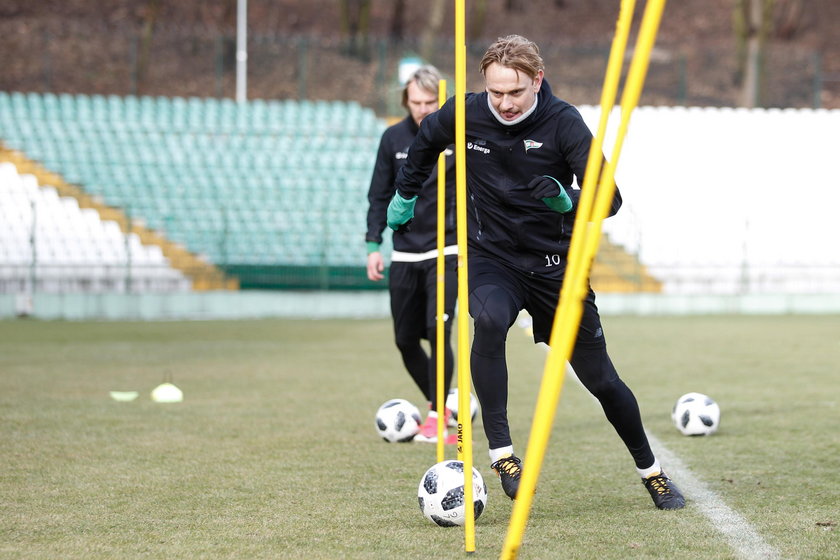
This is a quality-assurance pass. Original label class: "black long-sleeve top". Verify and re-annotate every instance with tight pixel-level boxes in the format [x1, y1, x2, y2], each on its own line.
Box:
[365, 116, 457, 254]
[394, 80, 621, 280]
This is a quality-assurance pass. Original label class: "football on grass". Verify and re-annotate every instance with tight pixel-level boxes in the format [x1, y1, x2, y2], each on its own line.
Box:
[418, 460, 488, 527]
[445, 388, 479, 424]
[374, 398, 421, 442]
[672, 392, 720, 436]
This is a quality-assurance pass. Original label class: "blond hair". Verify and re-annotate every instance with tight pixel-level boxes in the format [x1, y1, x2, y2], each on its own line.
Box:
[401, 65, 443, 109]
[479, 34, 544, 79]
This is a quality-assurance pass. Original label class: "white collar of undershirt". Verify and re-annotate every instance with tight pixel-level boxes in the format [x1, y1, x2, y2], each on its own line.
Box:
[487, 94, 538, 126]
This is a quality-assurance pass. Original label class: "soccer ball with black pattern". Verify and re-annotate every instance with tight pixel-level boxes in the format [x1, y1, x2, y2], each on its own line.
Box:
[445, 388, 479, 424]
[672, 392, 721, 436]
[374, 399, 421, 442]
[417, 460, 488, 527]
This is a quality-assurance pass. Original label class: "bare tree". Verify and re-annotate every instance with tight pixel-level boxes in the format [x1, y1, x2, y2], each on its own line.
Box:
[196, 2, 236, 30]
[420, 0, 446, 63]
[389, 0, 406, 40]
[136, 0, 161, 94]
[469, 0, 489, 42]
[735, 0, 774, 108]
[340, 0, 372, 59]
[774, 0, 805, 39]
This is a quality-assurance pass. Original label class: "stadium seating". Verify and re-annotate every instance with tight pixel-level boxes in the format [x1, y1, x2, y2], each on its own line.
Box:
[0, 92, 388, 289]
[3, 89, 836, 294]
[0, 161, 190, 293]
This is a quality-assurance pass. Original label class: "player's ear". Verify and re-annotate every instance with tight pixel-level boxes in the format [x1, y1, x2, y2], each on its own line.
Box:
[533, 70, 544, 92]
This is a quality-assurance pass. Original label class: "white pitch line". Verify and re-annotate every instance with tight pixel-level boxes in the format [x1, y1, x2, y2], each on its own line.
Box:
[536, 345, 780, 558]
[530, 327, 782, 560]
[645, 430, 781, 560]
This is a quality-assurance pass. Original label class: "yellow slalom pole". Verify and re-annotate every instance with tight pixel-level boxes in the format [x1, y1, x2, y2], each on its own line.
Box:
[593, 0, 668, 226]
[435, 78, 447, 464]
[500, 2, 634, 554]
[567, 0, 637, 282]
[499, 1, 667, 559]
[454, 0, 475, 553]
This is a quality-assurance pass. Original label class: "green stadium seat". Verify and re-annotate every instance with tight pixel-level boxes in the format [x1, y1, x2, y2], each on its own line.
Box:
[2, 91, 389, 286]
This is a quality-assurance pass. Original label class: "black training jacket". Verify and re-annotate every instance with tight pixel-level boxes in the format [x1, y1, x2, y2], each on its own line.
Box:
[365, 116, 457, 254]
[394, 80, 621, 281]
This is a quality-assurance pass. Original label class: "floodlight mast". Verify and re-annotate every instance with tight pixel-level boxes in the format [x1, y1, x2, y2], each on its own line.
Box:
[236, 0, 248, 103]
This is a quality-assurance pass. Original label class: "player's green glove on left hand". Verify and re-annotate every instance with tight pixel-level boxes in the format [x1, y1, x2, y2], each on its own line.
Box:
[529, 175, 573, 213]
[387, 192, 418, 231]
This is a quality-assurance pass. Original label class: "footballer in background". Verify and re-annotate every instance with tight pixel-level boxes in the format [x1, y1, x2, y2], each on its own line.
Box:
[365, 64, 459, 444]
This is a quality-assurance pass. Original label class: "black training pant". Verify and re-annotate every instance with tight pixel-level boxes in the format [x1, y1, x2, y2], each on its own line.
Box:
[389, 255, 458, 408]
[468, 254, 654, 469]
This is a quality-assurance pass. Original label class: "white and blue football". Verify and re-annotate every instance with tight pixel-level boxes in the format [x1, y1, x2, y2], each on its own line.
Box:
[375, 398, 421, 442]
[672, 392, 720, 436]
[445, 388, 479, 424]
[418, 460, 487, 527]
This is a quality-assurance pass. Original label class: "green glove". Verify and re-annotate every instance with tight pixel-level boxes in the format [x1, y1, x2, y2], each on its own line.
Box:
[529, 175, 573, 213]
[386, 192, 418, 231]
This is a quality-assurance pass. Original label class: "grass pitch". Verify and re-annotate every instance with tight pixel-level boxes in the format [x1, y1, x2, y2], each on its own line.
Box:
[1, 315, 838, 559]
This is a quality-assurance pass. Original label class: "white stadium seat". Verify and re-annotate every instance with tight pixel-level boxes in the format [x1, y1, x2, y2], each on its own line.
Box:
[0, 163, 190, 293]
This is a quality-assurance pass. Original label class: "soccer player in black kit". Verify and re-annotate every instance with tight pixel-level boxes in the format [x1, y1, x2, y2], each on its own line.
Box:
[365, 65, 459, 445]
[387, 35, 685, 509]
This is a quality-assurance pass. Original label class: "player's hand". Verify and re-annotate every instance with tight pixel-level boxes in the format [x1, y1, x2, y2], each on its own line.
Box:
[366, 251, 385, 281]
[529, 175, 573, 213]
[386, 191, 418, 231]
